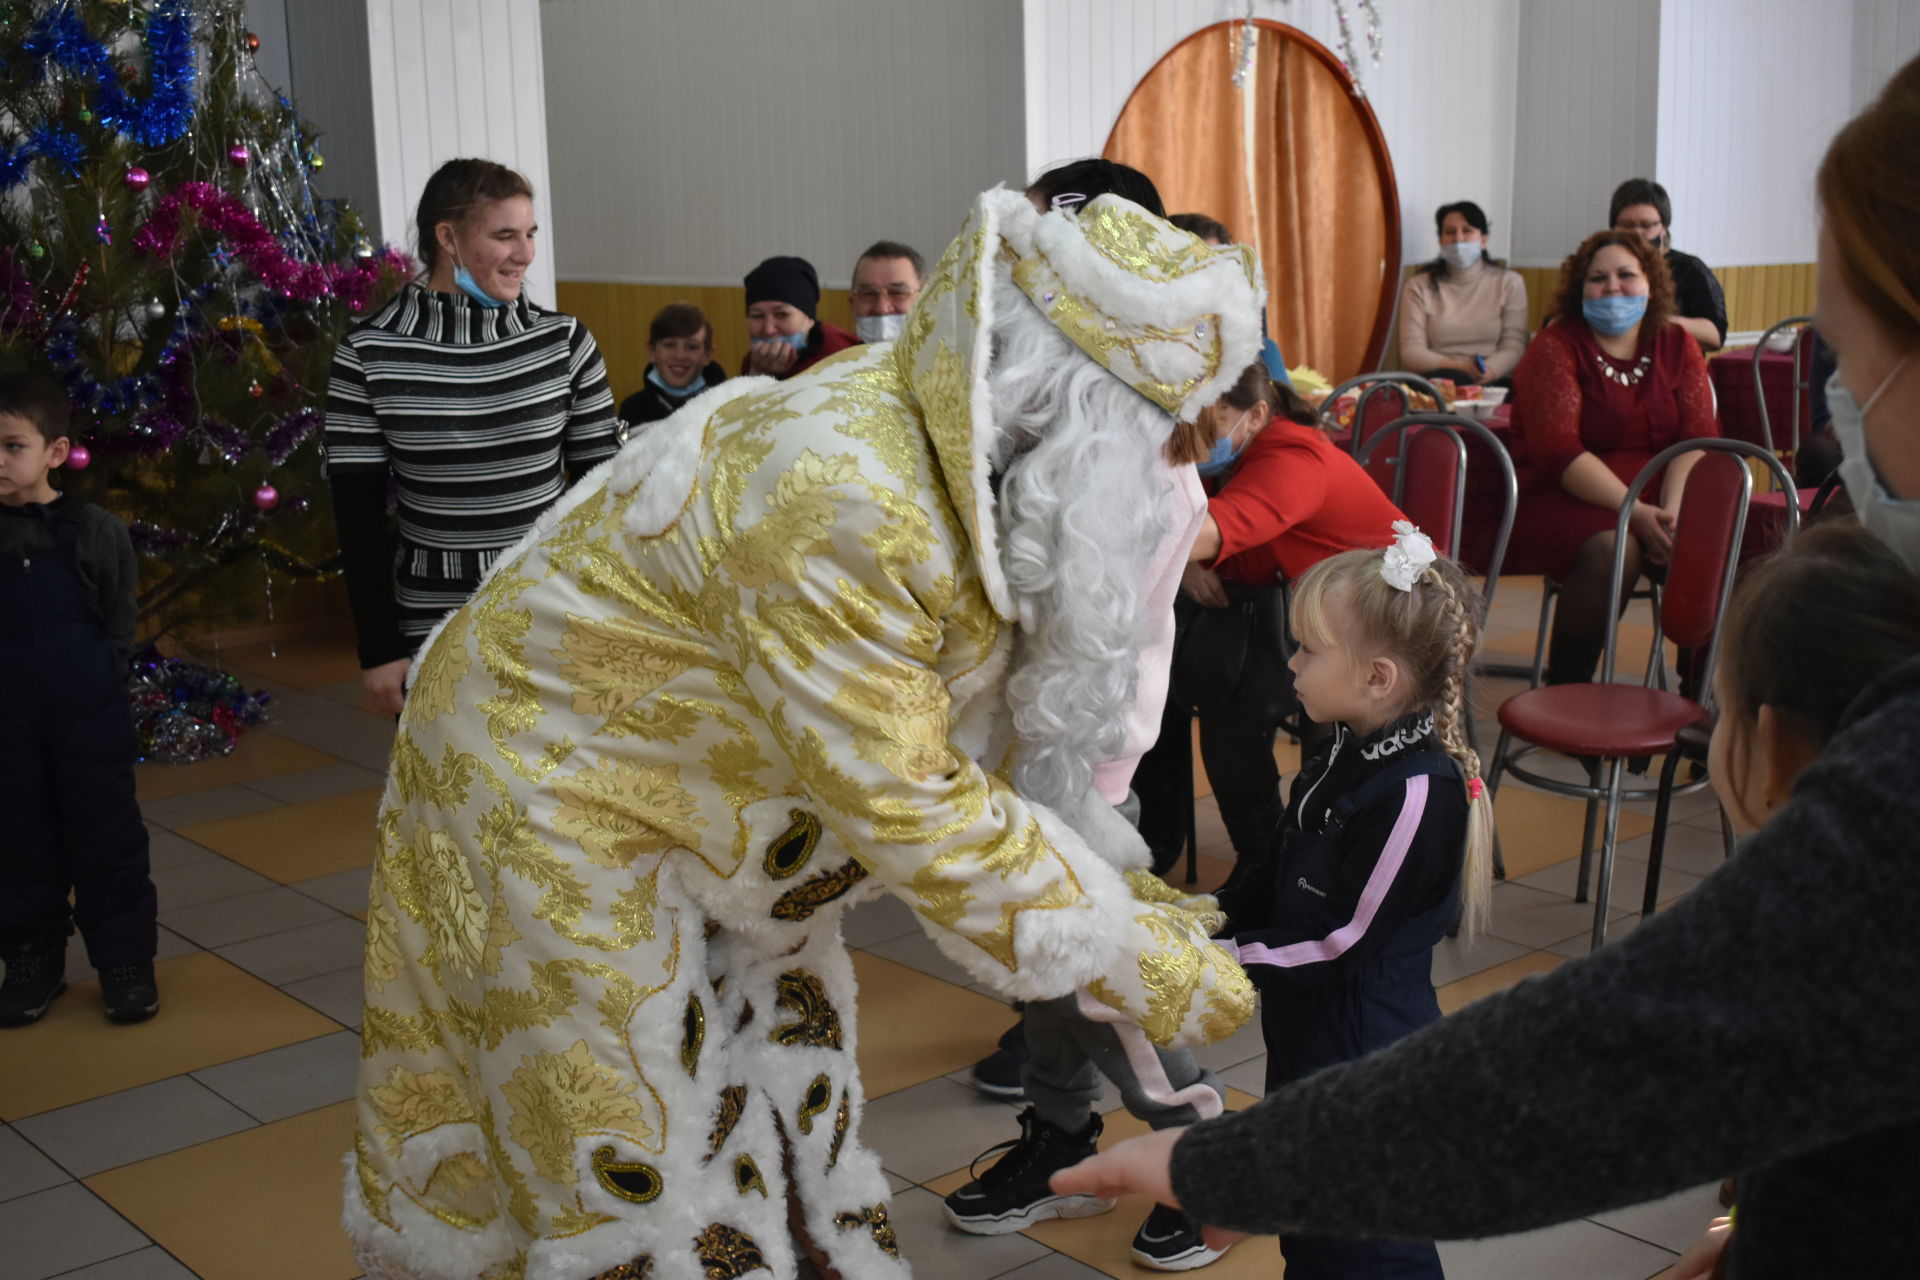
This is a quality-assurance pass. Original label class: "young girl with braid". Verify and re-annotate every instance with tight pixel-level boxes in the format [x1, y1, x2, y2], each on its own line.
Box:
[1220, 524, 1491, 1280]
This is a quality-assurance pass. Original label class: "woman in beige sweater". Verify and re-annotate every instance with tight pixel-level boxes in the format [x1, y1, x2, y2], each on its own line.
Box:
[1397, 201, 1529, 385]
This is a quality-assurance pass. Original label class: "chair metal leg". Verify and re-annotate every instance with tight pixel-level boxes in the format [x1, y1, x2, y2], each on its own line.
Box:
[1642, 748, 1686, 917]
[1485, 728, 1512, 879]
[1718, 804, 1737, 861]
[1574, 759, 1602, 904]
[1591, 758, 1627, 951]
[1528, 580, 1557, 689]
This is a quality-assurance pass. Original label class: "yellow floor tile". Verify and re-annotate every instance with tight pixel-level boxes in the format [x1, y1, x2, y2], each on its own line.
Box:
[216, 638, 367, 690]
[1438, 951, 1565, 1015]
[0, 953, 341, 1119]
[852, 952, 1011, 1099]
[179, 787, 383, 883]
[136, 730, 340, 802]
[1019, 1089, 1284, 1278]
[87, 1100, 360, 1280]
[1493, 786, 1654, 878]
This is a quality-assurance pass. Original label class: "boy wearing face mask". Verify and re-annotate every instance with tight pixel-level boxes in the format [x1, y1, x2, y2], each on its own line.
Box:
[617, 303, 727, 431]
[740, 255, 858, 380]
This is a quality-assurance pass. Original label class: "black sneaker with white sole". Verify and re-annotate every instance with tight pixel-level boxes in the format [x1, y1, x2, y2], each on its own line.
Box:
[0, 945, 67, 1027]
[1131, 1202, 1230, 1271]
[942, 1107, 1113, 1235]
[99, 963, 159, 1024]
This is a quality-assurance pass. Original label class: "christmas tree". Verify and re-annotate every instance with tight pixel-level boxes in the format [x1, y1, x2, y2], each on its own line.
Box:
[0, 0, 409, 636]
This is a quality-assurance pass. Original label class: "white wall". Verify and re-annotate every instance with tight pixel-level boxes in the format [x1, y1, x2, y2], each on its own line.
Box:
[1853, 0, 1920, 110]
[1020, 0, 1523, 270]
[1509, 0, 1661, 267]
[1655, 0, 1854, 268]
[538, 0, 1025, 289]
[365, 0, 557, 305]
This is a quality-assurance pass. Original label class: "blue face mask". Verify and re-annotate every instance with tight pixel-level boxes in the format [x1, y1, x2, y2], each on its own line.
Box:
[1195, 410, 1254, 477]
[453, 262, 508, 308]
[1582, 294, 1648, 336]
[761, 330, 808, 352]
[648, 366, 706, 398]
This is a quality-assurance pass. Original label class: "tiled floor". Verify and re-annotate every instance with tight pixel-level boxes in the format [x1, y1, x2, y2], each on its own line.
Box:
[1, 581, 1729, 1279]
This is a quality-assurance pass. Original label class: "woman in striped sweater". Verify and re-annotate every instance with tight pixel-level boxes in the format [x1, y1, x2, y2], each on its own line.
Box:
[323, 159, 619, 714]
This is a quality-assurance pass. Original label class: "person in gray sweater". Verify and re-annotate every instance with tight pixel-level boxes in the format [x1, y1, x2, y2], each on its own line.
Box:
[1053, 52, 1920, 1279]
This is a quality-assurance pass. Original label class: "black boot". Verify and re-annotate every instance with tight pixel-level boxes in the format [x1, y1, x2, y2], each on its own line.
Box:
[100, 962, 159, 1024]
[0, 944, 68, 1027]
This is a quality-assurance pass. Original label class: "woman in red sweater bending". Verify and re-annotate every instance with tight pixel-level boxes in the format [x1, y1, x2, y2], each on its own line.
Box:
[1511, 230, 1718, 685]
[1136, 362, 1408, 873]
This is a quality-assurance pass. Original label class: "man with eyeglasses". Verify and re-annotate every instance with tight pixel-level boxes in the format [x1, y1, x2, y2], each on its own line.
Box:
[849, 240, 926, 344]
[1609, 177, 1729, 352]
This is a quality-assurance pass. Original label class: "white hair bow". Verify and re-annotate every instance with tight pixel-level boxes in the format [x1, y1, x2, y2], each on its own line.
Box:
[1380, 520, 1437, 592]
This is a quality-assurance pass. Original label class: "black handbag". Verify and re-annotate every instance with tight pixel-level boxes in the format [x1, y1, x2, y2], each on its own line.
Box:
[1167, 577, 1299, 726]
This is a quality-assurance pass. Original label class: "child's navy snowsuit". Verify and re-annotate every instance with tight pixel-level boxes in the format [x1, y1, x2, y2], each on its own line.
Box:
[0, 497, 155, 968]
[1229, 711, 1469, 1280]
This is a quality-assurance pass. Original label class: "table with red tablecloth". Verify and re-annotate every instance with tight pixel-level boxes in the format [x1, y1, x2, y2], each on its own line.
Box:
[1707, 345, 1805, 450]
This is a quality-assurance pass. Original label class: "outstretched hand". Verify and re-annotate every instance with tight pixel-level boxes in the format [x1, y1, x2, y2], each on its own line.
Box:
[1049, 1129, 1254, 1253]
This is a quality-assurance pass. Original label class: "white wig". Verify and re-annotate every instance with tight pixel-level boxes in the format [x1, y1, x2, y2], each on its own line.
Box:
[988, 270, 1177, 832]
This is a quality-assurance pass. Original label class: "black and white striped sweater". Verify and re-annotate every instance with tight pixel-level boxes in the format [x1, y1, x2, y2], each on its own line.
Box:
[323, 283, 619, 666]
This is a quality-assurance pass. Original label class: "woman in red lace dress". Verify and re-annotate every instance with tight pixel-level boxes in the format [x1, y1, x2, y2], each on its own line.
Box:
[1511, 230, 1718, 684]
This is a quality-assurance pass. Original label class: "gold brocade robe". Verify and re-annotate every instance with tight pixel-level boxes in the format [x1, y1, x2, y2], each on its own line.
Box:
[347, 197, 1254, 1280]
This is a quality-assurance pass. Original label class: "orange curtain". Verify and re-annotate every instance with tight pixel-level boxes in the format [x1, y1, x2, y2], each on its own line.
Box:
[1105, 22, 1395, 382]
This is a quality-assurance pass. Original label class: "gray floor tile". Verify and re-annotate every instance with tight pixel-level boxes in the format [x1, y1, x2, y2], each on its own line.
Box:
[0, 1126, 69, 1202]
[1484, 882, 1629, 950]
[192, 1031, 360, 1123]
[1546, 910, 1648, 958]
[1218, 1056, 1266, 1097]
[888, 1186, 1052, 1280]
[293, 864, 375, 915]
[142, 827, 218, 872]
[280, 964, 365, 1029]
[14, 1077, 256, 1178]
[1515, 851, 1705, 910]
[216, 916, 368, 986]
[1436, 1216, 1676, 1280]
[842, 894, 922, 949]
[0, 1183, 150, 1279]
[1630, 821, 1739, 879]
[160, 885, 337, 947]
[289, 719, 397, 769]
[965, 981, 1018, 1005]
[148, 857, 275, 912]
[244, 761, 386, 804]
[1430, 931, 1532, 987]
[64, 926, 199, 985]
[138, 784, 284, 830]
[52, 1246, 201, 1279]
[868, 1078, 1022, 1183]
[863, 929, 980, 988]
[1590, 1181, 1726, 1254]
[992, 1253, 1113, 1279]
[1188, 1007, 1266, 1073]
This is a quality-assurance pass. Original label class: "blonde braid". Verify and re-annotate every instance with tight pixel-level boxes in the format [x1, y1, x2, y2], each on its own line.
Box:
[1424, 566, 1494, 939]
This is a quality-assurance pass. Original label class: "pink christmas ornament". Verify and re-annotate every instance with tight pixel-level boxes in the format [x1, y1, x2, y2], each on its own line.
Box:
[252, 484, 279, 511]
[66, 445, 91, 470]
[227, 143, 250, 167]
[124, 166, 151, 190]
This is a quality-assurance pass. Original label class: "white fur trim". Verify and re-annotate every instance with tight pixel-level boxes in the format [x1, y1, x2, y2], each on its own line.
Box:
[343, 1153, 519, 1280]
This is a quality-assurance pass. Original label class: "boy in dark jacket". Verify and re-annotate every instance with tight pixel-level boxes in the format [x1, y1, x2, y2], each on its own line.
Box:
[616, 301, 727, 431]
[0, 370, 158, 1026]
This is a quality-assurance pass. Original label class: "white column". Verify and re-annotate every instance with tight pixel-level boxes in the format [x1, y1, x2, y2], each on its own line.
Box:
[364, 0, 557, 306]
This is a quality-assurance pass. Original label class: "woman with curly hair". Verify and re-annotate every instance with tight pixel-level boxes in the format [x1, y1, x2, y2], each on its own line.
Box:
[1510, 229, 1719, 684]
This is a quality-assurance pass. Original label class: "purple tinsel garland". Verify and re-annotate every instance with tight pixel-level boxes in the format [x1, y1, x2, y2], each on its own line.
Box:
[135, 182, 413, 306]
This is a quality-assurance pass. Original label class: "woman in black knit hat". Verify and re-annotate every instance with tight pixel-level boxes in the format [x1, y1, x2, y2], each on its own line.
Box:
[741, 254, 859, 379]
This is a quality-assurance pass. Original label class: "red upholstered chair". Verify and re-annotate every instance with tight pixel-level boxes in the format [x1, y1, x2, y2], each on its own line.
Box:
[1320, 373, 1444, 456]
[1484, 439, 1799, 949]
[1748, 315, 1824, 552]
[1356, 413, 1517, 609]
